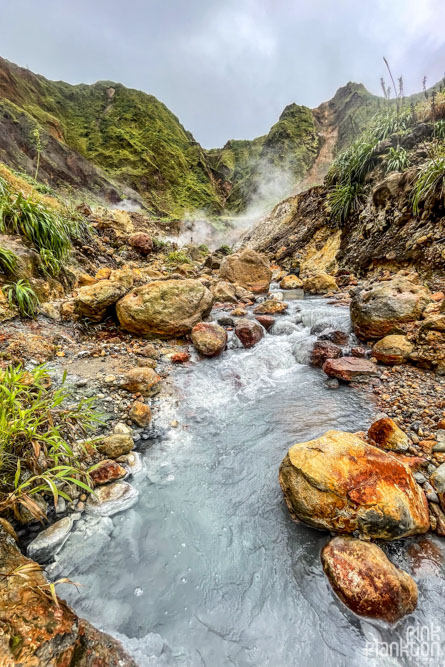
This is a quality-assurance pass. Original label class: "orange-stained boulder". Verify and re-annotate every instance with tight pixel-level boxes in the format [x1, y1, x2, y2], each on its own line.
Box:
[0, 527, 136, 665]
[368, 417, 410, 452]
[351, 278, 430, 340]
[191, 322, 227, 357]
[219, 249, 272, 293]
[279, 430, 429, 539]
[322, 537, 418, 622]
[253, 299, 288, 315]
[373, 335, 413, 365]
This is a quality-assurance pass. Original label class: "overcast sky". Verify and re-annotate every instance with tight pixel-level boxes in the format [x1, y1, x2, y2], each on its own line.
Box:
[1, 0, 444, 147]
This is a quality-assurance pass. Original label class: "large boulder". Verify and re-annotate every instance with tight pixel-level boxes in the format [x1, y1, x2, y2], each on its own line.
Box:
[303, 273, 338, 294]
[322, 356, 378, 382]
[279, 430, 429, 540]
[235, 319, 264, 348]
[350, 278, 430, 340]
[75, 280, 128, 321]
[373, 334, 413, 365]
[322, 537, 418, 622]
[116, 279, 213, 337]
[219, 249, 272, 293]
[191, 322, 227, 356]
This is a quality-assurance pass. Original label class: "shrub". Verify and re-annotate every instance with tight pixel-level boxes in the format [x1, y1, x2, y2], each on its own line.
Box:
[3, 279, 40, 318]
[0, 365, 101, 521]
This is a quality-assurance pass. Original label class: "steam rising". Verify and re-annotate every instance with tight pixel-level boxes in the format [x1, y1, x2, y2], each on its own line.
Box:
[171, 158, 299, 250]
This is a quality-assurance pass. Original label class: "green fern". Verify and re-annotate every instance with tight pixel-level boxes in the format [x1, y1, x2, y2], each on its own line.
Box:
[3, 280, 40, 318]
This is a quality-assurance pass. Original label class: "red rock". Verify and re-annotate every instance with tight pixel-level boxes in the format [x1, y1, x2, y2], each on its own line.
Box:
[171, 351, 190, 363]
[311, 341, 342, 367]
[322, 357, 378, 381]
[128, 232, 153, 255]
[235, 319, 264, 348]
[322, 537, 418, 622]
[351, 346, 367, 358]
[90, 459, 127, 485]
[431, 292, 444, 302]
[255, 315, 275, 330]
[191, 322, 227, 357]
[318, 330, 349, 346]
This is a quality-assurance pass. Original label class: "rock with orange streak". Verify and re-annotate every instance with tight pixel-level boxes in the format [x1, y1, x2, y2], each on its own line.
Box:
[279, 430, 429, 540]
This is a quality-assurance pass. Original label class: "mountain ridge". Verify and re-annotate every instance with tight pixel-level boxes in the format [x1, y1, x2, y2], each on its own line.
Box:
[0, 56, 437, 217]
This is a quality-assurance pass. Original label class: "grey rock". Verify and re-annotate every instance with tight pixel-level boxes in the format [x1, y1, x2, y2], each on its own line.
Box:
[27, 516, 73, 562]
[85, 481, 139, 517]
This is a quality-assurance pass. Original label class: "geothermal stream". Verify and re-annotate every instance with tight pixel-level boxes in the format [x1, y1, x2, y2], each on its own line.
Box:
[53, 290, 445, 666]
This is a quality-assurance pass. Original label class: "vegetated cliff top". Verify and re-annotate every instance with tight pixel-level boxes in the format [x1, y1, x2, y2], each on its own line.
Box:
[0, 55, 439, 217]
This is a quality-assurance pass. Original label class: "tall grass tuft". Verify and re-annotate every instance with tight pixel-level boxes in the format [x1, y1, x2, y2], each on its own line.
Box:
[0, 365, 102, 521]
[0, 247, 18, 275]
[412, 154, 445, 215]
[0, 177, 90, 266]
[3, 279, 40, 318]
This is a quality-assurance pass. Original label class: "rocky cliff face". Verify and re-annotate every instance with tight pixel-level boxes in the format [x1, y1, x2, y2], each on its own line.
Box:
[0, 57, 389, 217]
[241, 124, 445, 284]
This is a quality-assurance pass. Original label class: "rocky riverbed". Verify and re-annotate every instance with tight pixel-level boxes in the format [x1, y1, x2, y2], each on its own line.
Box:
[1, 233, 445, 665]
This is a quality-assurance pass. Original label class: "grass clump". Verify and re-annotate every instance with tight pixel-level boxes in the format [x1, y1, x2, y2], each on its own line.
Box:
[167, 250, 191, 265]
[0, 365, 101, 521]
[0, 170, 91, 278]
[385, 146, 410, 173]
[412, 152, 445, 215]
[0, 247, 18, 275]
[326, 108, 417, 223]
[3, 280, 40, 318]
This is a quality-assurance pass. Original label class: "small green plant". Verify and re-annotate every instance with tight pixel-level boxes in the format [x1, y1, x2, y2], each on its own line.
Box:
[412, 154, 445, 215]
[167, 250, 191, 265]
[385, 146, 410, 173]
[0, 364, 102, 521]
[218, 244, 232, 255]
[198, 243, 209, 254]
[31, 127, 43, 181]
[434, 119, 445, 140]
[328, 183, 365, 224]
[0, 247, 17, 275]
[39, 248, 61, 277]
[3, 280, 40, 318]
